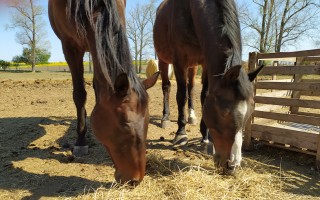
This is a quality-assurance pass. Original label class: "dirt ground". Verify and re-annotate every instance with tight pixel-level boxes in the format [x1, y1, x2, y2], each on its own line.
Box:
[0, 71, 320, 199]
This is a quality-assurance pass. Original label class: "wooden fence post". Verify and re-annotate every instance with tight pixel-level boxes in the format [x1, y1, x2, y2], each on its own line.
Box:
[290, 57, 303, 114]
[244, 52, 258, 151]
[317, 134, 320, 169]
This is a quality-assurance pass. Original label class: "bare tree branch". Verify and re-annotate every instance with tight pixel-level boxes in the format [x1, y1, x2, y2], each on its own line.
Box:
[126, 0, 157, 73]
[6, 0, 49, 72]
[238, 0, 320, 53]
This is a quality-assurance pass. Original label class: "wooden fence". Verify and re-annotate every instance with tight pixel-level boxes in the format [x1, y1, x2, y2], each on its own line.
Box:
[243, 49, 320, 167]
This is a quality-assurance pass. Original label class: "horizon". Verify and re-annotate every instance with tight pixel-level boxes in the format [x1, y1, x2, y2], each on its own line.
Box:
[0, 0, 318, 63]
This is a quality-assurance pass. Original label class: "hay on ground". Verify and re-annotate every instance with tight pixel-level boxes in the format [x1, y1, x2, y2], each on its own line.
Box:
[76, 153, 303, 200]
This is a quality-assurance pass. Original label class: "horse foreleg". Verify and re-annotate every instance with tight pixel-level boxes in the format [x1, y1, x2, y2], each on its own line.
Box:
[62, 42, 87, 156]
[172, 63, 188, 146]
[200, 68, 209, 144]
[187, 66, 198, 125]
[159, 60, 171, 129]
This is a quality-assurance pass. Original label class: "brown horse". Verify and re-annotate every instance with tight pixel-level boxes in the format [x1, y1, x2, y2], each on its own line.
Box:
[48, 0, 159, 185]
[154, 0, 263, 174]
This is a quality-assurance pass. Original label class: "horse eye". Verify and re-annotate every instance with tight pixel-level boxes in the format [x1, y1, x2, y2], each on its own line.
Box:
[221, 109, 231, 117]
[122, 97, 130, 103]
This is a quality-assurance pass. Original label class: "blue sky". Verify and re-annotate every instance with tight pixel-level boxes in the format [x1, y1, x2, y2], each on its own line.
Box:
[0, 0, 157, 62]
[0, 0, 317, 62]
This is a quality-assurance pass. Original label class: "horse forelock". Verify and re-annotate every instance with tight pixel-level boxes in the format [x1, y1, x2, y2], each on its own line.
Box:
[67, 0, 148, 105]
[216, 0, 242, 70]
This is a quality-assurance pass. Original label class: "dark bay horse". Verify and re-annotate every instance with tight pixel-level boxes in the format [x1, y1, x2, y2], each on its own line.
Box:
[154, 0, 263, 174]
[49, 0, 159, 184]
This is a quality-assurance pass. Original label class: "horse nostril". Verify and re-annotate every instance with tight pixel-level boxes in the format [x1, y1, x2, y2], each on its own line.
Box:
[114, 171, 122, 183]
[128, 179, 140, 187]
[213, 154, 221, 166]
[223, 162, 236, 176]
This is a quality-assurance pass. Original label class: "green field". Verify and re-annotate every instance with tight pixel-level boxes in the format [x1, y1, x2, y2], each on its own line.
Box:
[0, 70, 93, 81]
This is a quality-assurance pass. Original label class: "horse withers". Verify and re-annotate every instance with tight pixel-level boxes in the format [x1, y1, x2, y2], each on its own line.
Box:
[154, 0, 263, 174]
[48, 0, 159, 185]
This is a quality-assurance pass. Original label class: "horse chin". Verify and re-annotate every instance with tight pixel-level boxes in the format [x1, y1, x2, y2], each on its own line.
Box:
[114, 171, 141, 187]
[223, 162, 237, 176]
[213, 154, 237, 175]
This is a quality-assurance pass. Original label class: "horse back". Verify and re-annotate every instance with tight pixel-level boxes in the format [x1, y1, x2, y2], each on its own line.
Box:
[48, 0, 86, 49]
[154, 0, 203, 66]
[48, 0, 126, 49]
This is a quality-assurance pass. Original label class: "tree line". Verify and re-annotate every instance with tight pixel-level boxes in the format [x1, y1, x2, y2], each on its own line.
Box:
[2, 0, 319, 72]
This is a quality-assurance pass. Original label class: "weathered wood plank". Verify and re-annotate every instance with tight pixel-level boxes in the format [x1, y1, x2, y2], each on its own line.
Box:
[300, 90, 320, 96]
[290, 74, 302, 114]
[259, 65, 320, 75]
[255, 104, 286, 112]
[253, 110, 320, 126]
[296, 111, 320, 118]
[255, 141, 316, 156]
[255, 82, 320, 91]
[257, 49, 320, 59]
[254, 96, 320, 109]
[259, 90, 290, 97]
[317, 135, 320, 168]
[251, 124, 318, 151]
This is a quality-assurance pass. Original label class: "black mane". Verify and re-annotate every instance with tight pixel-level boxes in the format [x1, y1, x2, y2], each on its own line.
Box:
[216, 0, 242, 70]
[67, 0, 147, 102]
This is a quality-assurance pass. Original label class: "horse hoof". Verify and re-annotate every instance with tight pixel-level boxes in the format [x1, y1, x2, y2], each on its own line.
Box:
[161, 120, 171, 129]
[73, 145, 89, 157]
[199, 142, 208, 153]
[206, 142, 214, 155]
[188, 117, 197, 125]
[201, 138, 209, 144]
[172, 134, 188, 146]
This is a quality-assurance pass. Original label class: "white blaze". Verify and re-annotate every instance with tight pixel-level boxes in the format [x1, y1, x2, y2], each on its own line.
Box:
[229, 101, 247, 167]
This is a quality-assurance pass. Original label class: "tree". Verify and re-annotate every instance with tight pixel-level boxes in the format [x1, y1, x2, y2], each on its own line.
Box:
[13, 47, 51, 65]
[239, 0, 320, 53]
[0, 60, 10, 71]
[126, 0, 157, 73]
[6, 0, 50, 72]
[85, 52, 93, 73]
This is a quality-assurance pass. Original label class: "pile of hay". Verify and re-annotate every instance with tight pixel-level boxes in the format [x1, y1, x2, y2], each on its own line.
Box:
[146, 60, 159, 79]
[146, 59, 174, 80]
[76, 153, 301, 200]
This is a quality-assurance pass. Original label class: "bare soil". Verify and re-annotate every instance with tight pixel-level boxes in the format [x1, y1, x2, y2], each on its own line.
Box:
[0, 71, 319, 199]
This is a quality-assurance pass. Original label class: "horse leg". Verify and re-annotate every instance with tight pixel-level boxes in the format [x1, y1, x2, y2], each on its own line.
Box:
[187, 66, 198, 125]
[62, 42, 87, 156]
[172, 62, 188, 146]
[159, 59, 171, 128]
[200, 67, 209, 144]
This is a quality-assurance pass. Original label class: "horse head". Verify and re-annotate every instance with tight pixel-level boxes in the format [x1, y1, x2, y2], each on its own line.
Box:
[203, 65, 263, 175]
[91, 72, 160, 185]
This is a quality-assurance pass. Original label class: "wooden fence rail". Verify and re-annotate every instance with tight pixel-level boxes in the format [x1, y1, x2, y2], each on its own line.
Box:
[244, 49, 320, 168]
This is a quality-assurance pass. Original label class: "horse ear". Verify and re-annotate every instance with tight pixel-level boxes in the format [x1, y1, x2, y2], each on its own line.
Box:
[143, 71, 160, 90]
[223, 65, 242, 82]
[114, 73, 130, 96]
[248, 65, 264, 82]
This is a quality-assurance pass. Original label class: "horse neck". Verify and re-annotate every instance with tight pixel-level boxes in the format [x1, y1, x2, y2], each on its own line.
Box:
[189, 0, 242, 76]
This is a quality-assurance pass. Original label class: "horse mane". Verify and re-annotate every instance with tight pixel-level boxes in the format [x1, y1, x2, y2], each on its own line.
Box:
[66, 0, 147, 103]
[216, 0, 242, 70]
